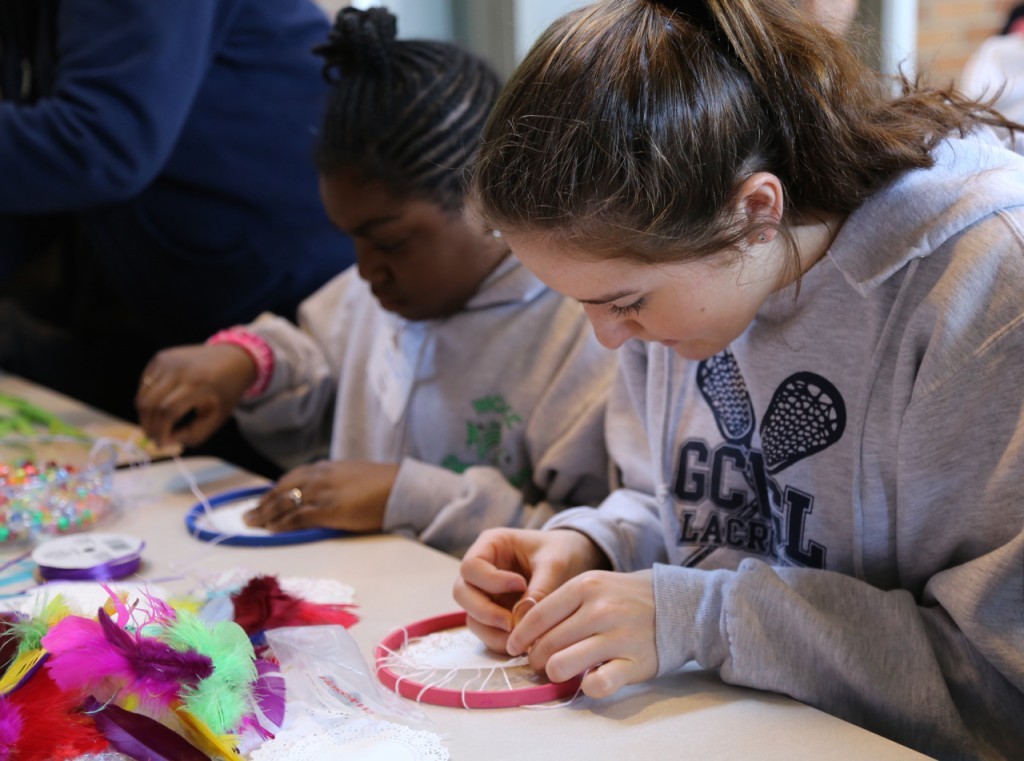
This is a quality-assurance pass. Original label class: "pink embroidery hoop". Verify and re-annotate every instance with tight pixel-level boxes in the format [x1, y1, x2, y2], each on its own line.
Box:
[374, 611, 582, 709]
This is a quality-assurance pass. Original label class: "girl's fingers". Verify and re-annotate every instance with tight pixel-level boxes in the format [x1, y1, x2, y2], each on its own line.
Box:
[506, 580, 583, 657]
[264, 506, 319, 533]
[578, 658, 638, 699]
[145, 386, 198, 445]
[464, 614, 514, 654]
[511, 596, 538, 628]
[459, 554, 527, 597]
[246, 488, 298, 527]
[453, 576, 516, 633]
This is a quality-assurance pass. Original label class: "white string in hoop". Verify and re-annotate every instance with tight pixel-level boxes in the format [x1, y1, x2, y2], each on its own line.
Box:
[145, 455, 248, 584]
[375, 612, 583, 709]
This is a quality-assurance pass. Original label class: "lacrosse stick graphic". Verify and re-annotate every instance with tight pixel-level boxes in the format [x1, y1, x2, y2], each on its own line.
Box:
[696, 351, 756, 448]
[760, 372, 846, 474]
[689, 351, 761, 564]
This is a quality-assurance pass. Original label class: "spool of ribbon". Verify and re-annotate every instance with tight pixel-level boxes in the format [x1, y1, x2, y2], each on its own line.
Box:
[30, 533, 144, 582]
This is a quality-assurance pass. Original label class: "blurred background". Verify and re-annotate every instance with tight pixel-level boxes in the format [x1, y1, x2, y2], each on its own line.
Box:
[316, 0, 1019, 87]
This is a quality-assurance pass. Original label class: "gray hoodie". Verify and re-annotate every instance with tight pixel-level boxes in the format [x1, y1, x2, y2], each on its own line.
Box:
[546, 131, 1024, 760]
[236, 256, 616, 556]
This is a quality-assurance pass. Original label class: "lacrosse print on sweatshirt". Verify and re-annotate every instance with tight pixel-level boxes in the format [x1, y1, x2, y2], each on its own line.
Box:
[673, 350, 846, 570]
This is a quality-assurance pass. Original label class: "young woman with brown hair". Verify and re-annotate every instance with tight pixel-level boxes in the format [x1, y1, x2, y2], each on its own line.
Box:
[454, 1, 1024, 758]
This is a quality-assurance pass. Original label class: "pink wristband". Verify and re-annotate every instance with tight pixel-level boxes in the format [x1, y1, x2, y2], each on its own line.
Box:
[206, 327, 275, 400]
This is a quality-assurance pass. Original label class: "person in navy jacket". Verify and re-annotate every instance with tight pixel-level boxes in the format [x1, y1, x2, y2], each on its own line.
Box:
[0, 0, 354, 459]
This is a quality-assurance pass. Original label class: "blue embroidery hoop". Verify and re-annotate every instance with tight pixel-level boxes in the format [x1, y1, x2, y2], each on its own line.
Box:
[185, 485, 347, 547]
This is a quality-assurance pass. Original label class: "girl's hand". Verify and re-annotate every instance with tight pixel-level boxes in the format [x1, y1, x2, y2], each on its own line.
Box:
[244, 460, 399, 533]
[135, 344, 256, 447]
[453, 528, 610, 654]
[509, 569, 658, 699]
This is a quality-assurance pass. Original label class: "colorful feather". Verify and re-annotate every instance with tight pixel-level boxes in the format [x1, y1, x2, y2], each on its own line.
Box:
[6, 668, 108, 761]
[7, 595, 72, 655]
[0, 649, 47, 696]
[42, 609, 213, 709]
[162, 609, 257, 733]
[252, 657, 286, 731]
[99, 583, 135, 628]
[0, 694, 24, 761]
[84, 696, 208, 761]
[231, 575, 359, 635]
[176, 704, 245, 761]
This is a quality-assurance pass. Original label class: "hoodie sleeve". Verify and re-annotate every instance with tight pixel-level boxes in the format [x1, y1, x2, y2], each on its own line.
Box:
[0, 0, 235, 212]
[651, 328, 1024, 760]
[382, 318, 616, 557]
[650, 540, 1023, 760]
[544, 339, 671, 570]
[233, 273, 355, 469]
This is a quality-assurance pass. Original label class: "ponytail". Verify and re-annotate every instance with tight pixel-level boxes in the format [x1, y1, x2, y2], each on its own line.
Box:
[704, 0, 1008, 211]
[472, 0, 1017, 264]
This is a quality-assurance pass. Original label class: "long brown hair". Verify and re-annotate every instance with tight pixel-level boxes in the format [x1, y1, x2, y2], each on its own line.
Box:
[472, 0, 1016, 264]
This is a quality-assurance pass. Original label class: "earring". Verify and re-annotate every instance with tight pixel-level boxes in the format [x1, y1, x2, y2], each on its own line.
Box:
[758, 232, 767, 242]
[490, 229, 502, 239]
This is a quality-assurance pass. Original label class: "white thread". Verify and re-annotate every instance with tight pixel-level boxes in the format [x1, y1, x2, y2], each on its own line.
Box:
[378, 626, 568, 709]
[151, 455, 248, 582]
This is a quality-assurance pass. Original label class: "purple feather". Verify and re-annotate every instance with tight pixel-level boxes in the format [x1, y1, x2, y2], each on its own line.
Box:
[84, 696, 209, 761]
[44, 609, 213, 708]
[96, 609, 214, 704]
[252, 658, 287, 733]
[0, 695, 24, 761]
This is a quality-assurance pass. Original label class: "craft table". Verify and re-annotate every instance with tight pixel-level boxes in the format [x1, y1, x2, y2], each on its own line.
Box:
[0, 372, 933, 760]
[66, 457, 929, 761]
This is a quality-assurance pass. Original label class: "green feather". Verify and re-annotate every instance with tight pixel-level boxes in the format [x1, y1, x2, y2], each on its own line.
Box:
[161, 610, 257, 733]
[7, 597, 73, 655]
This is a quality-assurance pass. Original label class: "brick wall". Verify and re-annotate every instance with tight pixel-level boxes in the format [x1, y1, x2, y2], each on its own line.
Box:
[917, 0, 1019, 84]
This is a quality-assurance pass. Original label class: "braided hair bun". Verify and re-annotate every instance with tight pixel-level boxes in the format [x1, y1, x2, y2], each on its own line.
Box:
[315, 7, 398, 80]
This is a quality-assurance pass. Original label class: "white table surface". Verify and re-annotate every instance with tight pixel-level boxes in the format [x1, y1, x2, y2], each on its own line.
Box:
[34, 456, 926, 761]
[0, 372, 934, 760]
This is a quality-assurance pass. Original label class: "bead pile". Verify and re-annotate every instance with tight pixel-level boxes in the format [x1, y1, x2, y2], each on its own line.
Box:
[0, 459, 114, 545]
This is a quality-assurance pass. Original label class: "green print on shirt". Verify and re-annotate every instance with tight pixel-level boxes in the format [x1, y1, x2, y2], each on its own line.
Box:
[441, 394, 531, 488]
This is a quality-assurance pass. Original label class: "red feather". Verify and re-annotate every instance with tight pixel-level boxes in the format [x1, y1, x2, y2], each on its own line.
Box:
[231, 575, 359, 636]
[7, 669, 108, 761]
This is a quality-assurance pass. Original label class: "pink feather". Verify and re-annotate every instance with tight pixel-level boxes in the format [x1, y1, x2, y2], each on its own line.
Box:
[0, 694, 24, 761]
[42, 614, 131, 694]
[99, 583, 135, 628]
[42, 609, 213, 709]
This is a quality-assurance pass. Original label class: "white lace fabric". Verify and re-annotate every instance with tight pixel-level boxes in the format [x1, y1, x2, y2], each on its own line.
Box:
[249, 707, 448, 761]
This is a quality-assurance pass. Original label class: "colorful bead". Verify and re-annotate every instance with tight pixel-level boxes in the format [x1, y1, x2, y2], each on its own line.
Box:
[0, 458, 114, 545]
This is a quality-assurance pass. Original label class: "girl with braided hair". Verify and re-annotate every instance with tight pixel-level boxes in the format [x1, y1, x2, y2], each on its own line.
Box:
[136, 7, 616, 558]
[453, 1, 1024, 758]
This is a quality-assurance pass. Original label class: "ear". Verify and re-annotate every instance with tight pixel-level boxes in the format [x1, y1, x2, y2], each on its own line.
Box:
[734, 172, 784, 245]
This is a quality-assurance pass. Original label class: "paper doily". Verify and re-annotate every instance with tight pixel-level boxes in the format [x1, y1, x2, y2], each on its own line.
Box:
[249, 708, 448, 761]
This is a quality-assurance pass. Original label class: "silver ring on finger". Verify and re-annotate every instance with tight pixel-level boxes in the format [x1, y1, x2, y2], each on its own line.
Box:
[288, 487, 303, 508]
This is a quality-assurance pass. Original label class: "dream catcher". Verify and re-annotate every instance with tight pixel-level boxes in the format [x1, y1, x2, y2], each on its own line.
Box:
[375, 611, 582, 709]
[185, 486, 346, 547]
